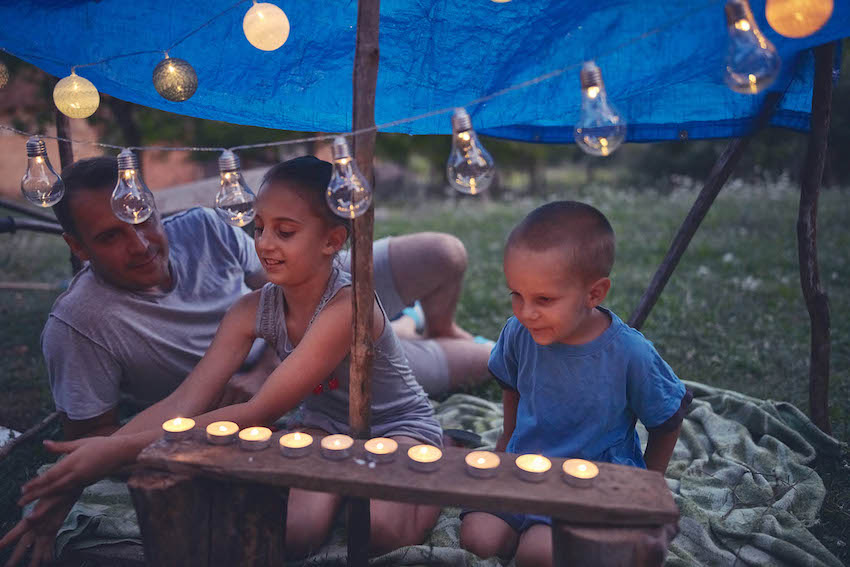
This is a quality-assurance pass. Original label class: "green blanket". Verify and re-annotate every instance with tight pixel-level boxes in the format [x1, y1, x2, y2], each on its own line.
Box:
[50, 382, 844, 566]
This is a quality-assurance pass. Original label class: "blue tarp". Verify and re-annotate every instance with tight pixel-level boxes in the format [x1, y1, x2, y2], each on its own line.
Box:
[1, 0, 848, 143]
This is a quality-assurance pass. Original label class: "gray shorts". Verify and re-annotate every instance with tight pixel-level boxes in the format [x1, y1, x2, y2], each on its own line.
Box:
[337, 237, 406, 319]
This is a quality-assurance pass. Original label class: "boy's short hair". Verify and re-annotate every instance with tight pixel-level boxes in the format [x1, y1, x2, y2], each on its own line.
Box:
[506, 201, 615, 281]
[52, 156, 118, 236]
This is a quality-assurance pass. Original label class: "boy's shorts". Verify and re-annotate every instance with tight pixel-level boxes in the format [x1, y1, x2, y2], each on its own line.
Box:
[459, 509, 552, 534]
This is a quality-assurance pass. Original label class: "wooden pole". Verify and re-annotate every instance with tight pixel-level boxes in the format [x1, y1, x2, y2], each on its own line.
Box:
[628, 92, 783, 330]
[798, 43, 834, 434]
[348, 1, 380, 565]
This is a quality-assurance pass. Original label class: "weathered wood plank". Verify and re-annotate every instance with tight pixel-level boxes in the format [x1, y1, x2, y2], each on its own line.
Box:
[138, 436, 678, 526]
[552, 521, 677, 567]
[127, 470, 210, 567]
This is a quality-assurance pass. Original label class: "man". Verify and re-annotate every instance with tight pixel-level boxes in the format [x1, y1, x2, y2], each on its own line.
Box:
[45, 156, 491, 440]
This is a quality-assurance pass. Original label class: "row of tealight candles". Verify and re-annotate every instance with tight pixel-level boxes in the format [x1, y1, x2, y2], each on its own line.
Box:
[162, 417, 599, 486]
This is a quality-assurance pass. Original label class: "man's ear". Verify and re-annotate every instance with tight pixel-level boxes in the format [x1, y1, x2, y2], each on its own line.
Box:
[324, 225, 348, 255]
[586, 276, 611, 308]
[62, 232, 90, 263]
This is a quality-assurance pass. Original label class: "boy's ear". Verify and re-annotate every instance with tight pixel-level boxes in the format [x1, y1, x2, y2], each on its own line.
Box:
[324, 225, 348, 255]
[586, 276, 611, 308]
[62, 232, 90, 263]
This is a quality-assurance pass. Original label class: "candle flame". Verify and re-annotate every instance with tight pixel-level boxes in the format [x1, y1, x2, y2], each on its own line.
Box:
[334, 439, 341, 446]
[578, 464, 587, 472]
[219, 425, 227, 432]
[173, 418, 182, 425]
[294, 433, 301, 440]
[376, 442, 384, 450]
[477, 457, 485, 465]
[250, 428, 259, 435]
[419, 447, 428, 455]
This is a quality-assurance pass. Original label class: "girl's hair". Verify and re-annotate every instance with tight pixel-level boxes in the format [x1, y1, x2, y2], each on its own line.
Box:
[260, 156, 351, 239]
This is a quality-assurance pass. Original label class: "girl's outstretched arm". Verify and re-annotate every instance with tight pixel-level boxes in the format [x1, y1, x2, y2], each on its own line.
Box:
[116, 290, 261, 435]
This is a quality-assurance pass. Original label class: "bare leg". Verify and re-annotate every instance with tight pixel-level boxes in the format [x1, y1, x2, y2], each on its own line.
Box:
[434, 338, 493, 392]
[285, 488, 343, 559]
[515, 524, 553, 567]
[460, 512, 519, 560]
[387, 233, 473, 339]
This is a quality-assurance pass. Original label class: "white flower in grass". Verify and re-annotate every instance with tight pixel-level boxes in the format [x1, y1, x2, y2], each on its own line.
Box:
[722, 253, 735, 263]
[697, 265, 711, 277]
[739, 276, 762, 292]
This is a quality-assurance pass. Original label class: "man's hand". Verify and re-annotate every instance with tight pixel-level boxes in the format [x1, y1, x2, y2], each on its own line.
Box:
[18, 436, 139, 506]
[0, 491, 79, 567]
[217, 371, 265, 407]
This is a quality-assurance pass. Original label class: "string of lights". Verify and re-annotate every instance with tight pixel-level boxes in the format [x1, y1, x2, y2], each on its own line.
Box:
[1, 0, 834, 221]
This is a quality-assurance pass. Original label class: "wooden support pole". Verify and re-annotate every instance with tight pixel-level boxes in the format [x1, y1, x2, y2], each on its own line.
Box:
[628, 92, 783, 330]
[348, 1, 380, 565]
[128, 470, 211, 567]
[798, 43, 834, 435]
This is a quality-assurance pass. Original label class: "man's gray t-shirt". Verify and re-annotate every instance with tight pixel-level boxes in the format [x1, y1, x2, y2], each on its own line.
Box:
[42, 208, 262, 420]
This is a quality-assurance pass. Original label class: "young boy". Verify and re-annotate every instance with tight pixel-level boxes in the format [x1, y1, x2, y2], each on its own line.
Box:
[460, 201, 691, 567]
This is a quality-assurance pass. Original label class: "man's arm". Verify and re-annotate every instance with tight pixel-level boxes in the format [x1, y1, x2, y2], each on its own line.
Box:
[61, 408, 120, 441]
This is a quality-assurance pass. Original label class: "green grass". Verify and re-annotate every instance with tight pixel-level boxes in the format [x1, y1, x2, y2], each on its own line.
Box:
[1, 181, 848, 562]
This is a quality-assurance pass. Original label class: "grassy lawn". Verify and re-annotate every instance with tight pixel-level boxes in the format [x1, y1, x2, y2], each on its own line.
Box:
[1, 179, 848, 562]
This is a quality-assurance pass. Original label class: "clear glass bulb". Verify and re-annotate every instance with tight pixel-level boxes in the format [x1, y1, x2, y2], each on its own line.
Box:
[21, 137, 64, 207]
[446, 108, 495, 195]
[326, 137, 372, 219]
[724, 0, 782, 94]
[765, 0, 833, 39]
[573, 62, 627, 157]
[243, 2, 290, 51]
[112, 149, 155, 224]
[215, 150, 256, 227]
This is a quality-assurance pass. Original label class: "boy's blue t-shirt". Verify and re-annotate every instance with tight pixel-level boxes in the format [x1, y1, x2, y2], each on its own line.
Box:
[488, 307, 686, 469]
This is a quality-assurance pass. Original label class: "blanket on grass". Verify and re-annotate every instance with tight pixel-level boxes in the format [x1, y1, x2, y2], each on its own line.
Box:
[48, 381, 844, 566]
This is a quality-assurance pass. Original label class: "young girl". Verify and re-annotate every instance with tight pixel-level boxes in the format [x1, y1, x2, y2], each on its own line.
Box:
[13, 156, 443, 558]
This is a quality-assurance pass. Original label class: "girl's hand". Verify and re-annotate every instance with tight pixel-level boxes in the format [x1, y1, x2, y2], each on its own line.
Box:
[19, 436, 140, 506]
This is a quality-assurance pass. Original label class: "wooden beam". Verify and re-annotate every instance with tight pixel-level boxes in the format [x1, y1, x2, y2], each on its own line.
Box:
[798, 43, 835, 434]
[349, 2, 380, 564]
[628, 91, 783, 330]
[137, 436, 679, 527]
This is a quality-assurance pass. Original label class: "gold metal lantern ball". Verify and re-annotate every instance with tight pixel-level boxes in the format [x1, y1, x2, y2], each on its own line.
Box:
[152, 57, 198, 102]
[0, 61, 9, 89]
[53, 73, 100, 119]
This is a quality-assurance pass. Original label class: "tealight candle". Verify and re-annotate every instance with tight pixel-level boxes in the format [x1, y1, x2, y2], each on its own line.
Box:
[465, 451, 500, 479]
[562, 459, 599, 488]
[364, 437, 398, 463]
[238, 426, 272, 451]
[407, 444, 442, 472]
[320, 434, 354, 460]
[279, 431, 313, 458]
[162, 417, 195, 441]
[206, 421, 238, 445]
[515, 454, 551, 483]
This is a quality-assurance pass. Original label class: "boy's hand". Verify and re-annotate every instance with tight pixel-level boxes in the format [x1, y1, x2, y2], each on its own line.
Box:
[644, 425, 682, 475]
[0, 491, 79, 567]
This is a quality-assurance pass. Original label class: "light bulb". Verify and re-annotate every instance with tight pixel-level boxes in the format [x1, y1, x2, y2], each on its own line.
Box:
[112, 149, 156, 224]
[216, 150, 256, 227]
[326, 137, 372, 219]
[243, 2, 290, 51]
[53, 71, 100, 119]
[0, 61, 9, 89]
[152, 55, 198, 102]
[21, 137, 64, 207]
[766, 0, 833, 38]
[446, 108, 495, 195]
[724, 0, 782, 94]
[573, 62, 627, 157]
